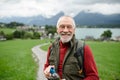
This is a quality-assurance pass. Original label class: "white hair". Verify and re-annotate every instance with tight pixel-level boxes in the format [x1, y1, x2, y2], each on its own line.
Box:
[56, 16, 76, 28]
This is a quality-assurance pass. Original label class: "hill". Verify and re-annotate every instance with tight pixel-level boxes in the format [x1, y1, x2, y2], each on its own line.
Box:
[0, 11, 120, 26]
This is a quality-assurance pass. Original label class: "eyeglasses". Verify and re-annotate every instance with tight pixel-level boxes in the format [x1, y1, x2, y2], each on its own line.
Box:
[59, 24, 73, 30]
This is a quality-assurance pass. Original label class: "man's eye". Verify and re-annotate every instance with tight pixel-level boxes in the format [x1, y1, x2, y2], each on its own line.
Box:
[67, 25, 72, 29]
[60, 25, 65, 28]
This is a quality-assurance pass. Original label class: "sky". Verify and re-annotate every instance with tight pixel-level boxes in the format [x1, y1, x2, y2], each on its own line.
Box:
[0, 0, 120, 18]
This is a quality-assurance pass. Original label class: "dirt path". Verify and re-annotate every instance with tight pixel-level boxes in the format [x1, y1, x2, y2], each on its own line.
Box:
[32, 43, 49, 80]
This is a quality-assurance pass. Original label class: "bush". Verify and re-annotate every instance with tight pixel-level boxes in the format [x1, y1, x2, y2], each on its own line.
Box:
[32, 32, 40, 39]
[5, 33, 14, 40]
[101, 30, 112, 40]
[23, 32, 33, 39]
[13, 30, 22, 38]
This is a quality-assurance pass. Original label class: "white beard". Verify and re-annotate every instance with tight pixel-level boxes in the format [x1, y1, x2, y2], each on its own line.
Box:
[60, 35, 73, 43]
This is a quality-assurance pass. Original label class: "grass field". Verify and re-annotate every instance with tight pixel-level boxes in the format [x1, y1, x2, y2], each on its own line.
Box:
[87, 41, 120, 80]
[0, 39, 120, 80]
[41, 41, 120, 80]
[0, 39, 48, 80]
[0, 28, 15, 34]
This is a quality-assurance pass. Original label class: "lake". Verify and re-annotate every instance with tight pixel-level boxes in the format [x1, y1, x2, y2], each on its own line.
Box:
[75, 28, 120, 39]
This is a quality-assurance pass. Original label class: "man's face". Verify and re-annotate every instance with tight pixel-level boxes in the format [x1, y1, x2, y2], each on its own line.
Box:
[57, 17, 75, 43]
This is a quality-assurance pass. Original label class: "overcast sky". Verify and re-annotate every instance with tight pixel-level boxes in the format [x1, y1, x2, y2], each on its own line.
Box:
[0, 0, 120, 18]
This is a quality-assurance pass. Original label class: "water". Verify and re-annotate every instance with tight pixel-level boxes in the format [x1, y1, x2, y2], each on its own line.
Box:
[75, 28, 120, 39]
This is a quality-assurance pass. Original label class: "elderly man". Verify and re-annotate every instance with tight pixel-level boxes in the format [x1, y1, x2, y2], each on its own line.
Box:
[44, 16, 99, 80]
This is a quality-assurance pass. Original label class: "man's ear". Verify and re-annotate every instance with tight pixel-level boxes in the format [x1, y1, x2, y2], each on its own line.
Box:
[56, 28, 59, 33]
[73, 28, 75, 34]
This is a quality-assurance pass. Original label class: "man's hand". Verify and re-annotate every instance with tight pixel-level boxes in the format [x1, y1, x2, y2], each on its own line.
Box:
[44, 65, 55, 78]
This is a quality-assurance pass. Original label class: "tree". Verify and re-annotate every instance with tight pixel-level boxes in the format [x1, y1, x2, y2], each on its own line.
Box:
[32, 31, 40, 39]
[0, 31, 5, 36]
[101, 30, 112, 40]
[6, 22, 24, 28]
[45, 25, 56, 35]
[13, 30, 21, 38]
[5, 33, 13, 40]
[23, 32, 32, 39]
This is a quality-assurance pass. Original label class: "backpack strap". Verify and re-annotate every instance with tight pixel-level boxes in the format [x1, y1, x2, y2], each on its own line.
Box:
[49, 39, 59, 71]
[74, 40, 85, 75]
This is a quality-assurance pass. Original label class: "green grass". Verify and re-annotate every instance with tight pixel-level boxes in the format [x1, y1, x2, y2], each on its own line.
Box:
[0, 28, 15, 34]
[0, 39, 120, 80]
[41, 41, 120, 80]
[87, 41, 120, 80]
[0, 39, 47, 80]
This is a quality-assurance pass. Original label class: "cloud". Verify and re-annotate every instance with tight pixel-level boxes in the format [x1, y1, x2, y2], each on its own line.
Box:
[0, 0, 120, 18]
[88, 3, 120, 15]
[72, 0, 120, 4]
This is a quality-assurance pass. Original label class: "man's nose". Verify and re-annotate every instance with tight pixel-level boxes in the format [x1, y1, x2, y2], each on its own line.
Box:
[63, 26, 69, 32]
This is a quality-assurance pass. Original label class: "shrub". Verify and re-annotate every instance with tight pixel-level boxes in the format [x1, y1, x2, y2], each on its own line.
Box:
[5, 33, 14, 40]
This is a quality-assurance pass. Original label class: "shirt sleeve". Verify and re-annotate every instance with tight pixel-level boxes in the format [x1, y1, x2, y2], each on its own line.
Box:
[83, 45, 99, 80]
[43, 46, 51, 70]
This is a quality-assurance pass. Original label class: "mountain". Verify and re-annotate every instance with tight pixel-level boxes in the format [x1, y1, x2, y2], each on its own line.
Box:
[26, 12, 64, 25]
[45, 12, 64, 25]
[0, 12, 64, 26]
[0, 15, 48, 25]
[0, 11, 120, 26]
[74, 11, 120, 25]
